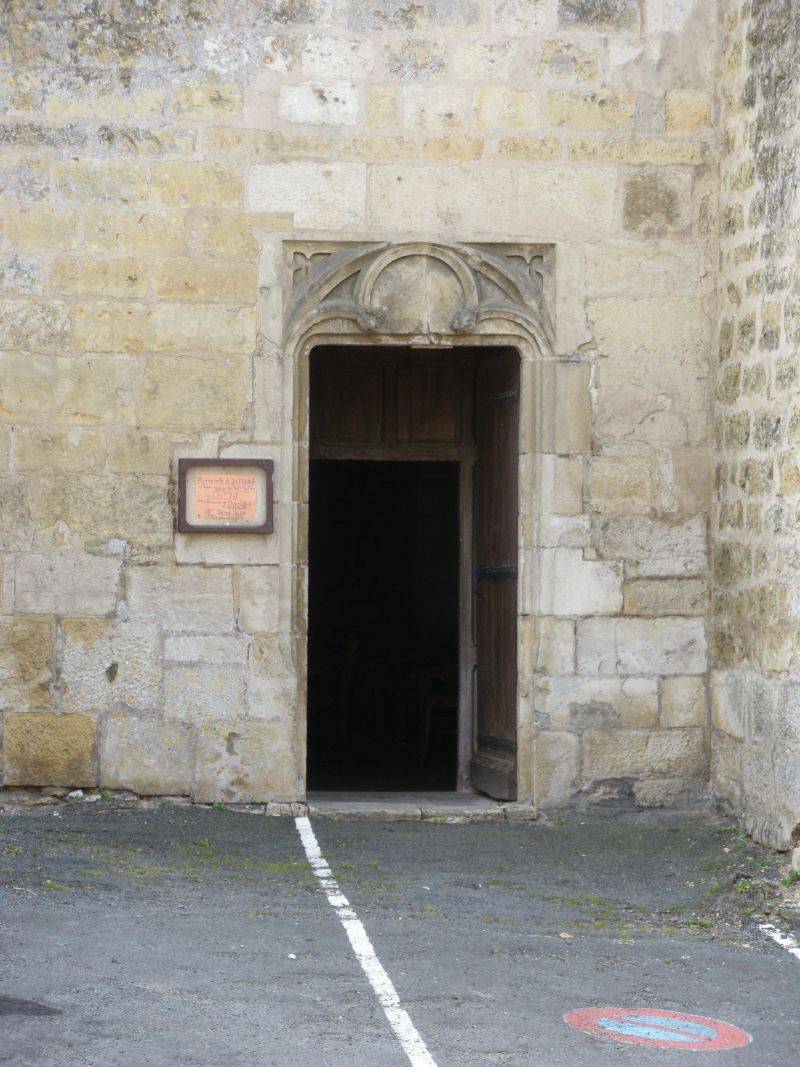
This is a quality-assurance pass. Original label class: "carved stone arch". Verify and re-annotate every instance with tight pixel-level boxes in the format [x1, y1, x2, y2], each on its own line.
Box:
[283, 239, 555, 356]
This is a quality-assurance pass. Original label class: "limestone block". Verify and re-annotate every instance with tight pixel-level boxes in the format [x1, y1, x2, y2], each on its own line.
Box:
[237, 566, 281, 634]
[164, 664, 247, 724]
[348, 0, 481, 31]
[366, 86, 398, 128]
[539, 362, 591, 453]
[248, 162, 366, 228]
[518, 166, 616, 232]
[666, 90, 711, 133]
[14, 554, 120, 616]
[201, 212, 292, 258]
[475, 86, 540, 130]
[661, 675, 707, 728]
[589, 454, 652, 515]
[193, 719, 296, 803]
[576, 617, 617, 673]
[585, 240, 703, 296]
[370, 165, 512, 233]
[537, 39, 599, 81]
[623, 578, 708, 616]
[1, 253, 43, 294]
[61, 619, 161, 713]
[593, 515, 707, 576]
[0, 428, 9, 470]
[494, 0, 557, 34]
[100, 713, 193, 796]
[710, 670, 744, 740]
[164, 634, 248, 665]
[583, 728, 706, 781]
[3, 712, 96, 786]
[496, 137, 562, 161]
[548, 90, 634, 131]
[151, 259, 257, 304]
[0, 477, 33, 550]
[45, 87, 165, 121]
[400, 85, 466, 129]
[453, 40, 516, 80]
[534, 731, 579, 807]
[539, 548, 623, 616]
[172, 82, 242, 119]
[300, 36, 375, 78]
[75, 302, 255, 354]
[0, 352, 135, 429]
[137, 355, 250, 432]
[569, 137, 706, 166]
[106, 430, 173, 476]
[423, 135, 484, 161]
[622, 171, 692, 235]
[50, 257, 147, 298]
[6, 206, 82, 252]
[633, 777, 707, 807]
[151, 162, 242, 209]
[0, 616, 53, 710]
[81, 208, 187, 256]
[279, 83, 359, 126]
[128, 566, 234, 634]
[54, 160, 147, 204]
[710, 730, 742, 805]
[539, 455, 583, 516]
[589, 296, 709, 360]
[539, 513, 591, 549]
[174, 532, 279, 567]
[559, 0, 639, 31]
[247, 634, 297, 719]
[615, 618, 707, 675]
[538, 675, 658, 730]
[36, 474, 172, 552]
[0, 299, 70, 352]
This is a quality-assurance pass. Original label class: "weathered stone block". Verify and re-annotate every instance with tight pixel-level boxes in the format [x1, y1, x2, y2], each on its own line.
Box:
[237, 566, 281, 634]
[36, 474, 172, 552]
[151, 259, 257, 304]
[279, 83, 359, 125]
[248, 162, 366, 228]
[569, 137, 706, 166]
[370, 164, 512, 233]
[74, 302, 255, 354]
[475, 86, 540, 130]
[633, 777, 707, 807]
[710, 730, 742, 807]
[400, 85, 466, 129]
[348, 0, 480, 31]
[0, 299, 70, 351]
[710, 670, 744, 740]
[0, 477, 33, 550]
[136, 355, 249, 432]
[300, 35, 375, 78]
[559, 0, 638, 31]
[365, 85, 398, 128]
[593, 515, 707, 577]
[0, 616, 53, 710]
[589, 454, 652, 515]
[661, 675, 707, 728]
[583, 728, 706, 781]
[193, 719, 296, 803]
[615, 618, 707, 675]
[585, 240, 702, 296]
[172, 81, 242, 119]
[54, 160, 148, 204]
[3, 712, 96, 786]
[539, 548, 623, 616]
[152, 162, 242, 208]
[548, 90, 634, 131]
[14, 554, 120, 616]
[454, 40, 516, 80]
[106, 430, 173, 476]
[164, 665, 247, 724]
[576, 617, 617, 674]
[6, 206, 81, 252]
[538, 39, 599, 81]
[666, 90, 711, 133]
[100, 714, 193, 796]
[539, 362, 591, 453]
[164, 634, 248, 666]
[534, 731, 579, 807]
[61, 619, 161, 713]
[81, 208, 186, 255]
[538, 676, 658, 730]
[622, 171, 692, 234]
[50, 257, 147, 298]
[247, 635, 297, 720]
[623, 578, 708, 616]
[127, 564, 233, 634]
[518, 166, 616, 232]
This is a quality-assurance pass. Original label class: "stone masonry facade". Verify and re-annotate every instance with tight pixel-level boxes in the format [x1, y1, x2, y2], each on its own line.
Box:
[0, 1, 795, 847]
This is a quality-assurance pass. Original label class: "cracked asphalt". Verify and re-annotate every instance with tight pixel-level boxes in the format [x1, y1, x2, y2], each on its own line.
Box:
[0, 803, 798, 1066]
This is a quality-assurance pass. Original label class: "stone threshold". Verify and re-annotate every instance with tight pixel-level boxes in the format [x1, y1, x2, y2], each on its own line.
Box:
[306, 791, 537, 823]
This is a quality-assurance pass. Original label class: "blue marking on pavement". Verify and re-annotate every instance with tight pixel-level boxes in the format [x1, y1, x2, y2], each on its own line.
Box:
[617, 1015, 718, 1039]
[597, 1015, 718, 1043]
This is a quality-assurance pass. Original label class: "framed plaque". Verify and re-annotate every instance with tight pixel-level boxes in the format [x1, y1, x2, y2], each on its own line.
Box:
[178, 458, 274, 534]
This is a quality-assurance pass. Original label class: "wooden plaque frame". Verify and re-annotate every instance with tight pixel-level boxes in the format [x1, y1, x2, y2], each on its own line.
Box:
[177, 458, 274, 534]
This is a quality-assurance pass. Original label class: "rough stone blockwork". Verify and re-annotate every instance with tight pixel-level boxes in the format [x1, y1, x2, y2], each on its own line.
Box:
[0, 0, 774, 825]
[712, 0, 800, 849]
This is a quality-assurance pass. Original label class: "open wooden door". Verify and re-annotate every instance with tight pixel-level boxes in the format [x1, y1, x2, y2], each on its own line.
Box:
[470, 350, 519, 800]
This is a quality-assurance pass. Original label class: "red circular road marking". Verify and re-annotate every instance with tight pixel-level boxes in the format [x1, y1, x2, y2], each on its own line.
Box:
[564, 1007, 752, 1051]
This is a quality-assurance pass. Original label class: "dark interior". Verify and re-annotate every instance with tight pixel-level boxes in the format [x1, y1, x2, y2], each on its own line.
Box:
[307, 460, 459, 791]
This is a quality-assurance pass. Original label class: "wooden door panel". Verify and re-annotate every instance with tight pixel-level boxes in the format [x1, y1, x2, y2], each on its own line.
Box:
[471, 350, 519, 801]
[312, 360, 383, 445]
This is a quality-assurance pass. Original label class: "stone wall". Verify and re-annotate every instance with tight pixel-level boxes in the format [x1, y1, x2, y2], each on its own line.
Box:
[0, 1, 719, 806]
[711, 0, 800, 849]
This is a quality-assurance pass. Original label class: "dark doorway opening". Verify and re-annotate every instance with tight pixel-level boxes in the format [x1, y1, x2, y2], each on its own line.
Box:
[307, 460, 459, 791]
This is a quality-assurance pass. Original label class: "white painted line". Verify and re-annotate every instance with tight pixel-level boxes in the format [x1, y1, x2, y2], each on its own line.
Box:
[758, 921, 800, 961]
[295, 815, 437, 1067]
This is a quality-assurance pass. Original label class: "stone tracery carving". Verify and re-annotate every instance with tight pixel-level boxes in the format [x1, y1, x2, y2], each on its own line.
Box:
[283, 240, 554, 353]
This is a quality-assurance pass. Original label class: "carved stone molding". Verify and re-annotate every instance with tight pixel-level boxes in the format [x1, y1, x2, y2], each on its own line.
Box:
[282, 240, 555, 354]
